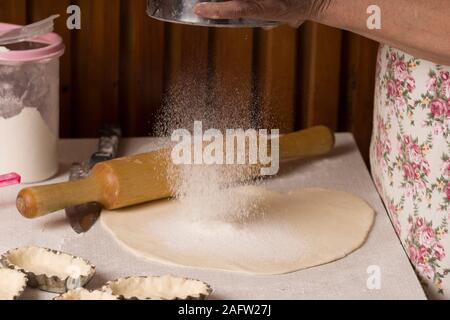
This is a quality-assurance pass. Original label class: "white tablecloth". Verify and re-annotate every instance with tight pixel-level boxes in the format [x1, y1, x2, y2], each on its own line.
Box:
[0, 134, 426, 300]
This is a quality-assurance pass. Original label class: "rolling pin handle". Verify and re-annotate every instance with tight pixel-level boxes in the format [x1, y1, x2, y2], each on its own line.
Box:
[16, 178, 103, 219]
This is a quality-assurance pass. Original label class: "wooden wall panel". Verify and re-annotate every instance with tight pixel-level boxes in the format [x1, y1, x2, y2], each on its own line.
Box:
[255, 26, 297, 133]
[298, 22, 343, 130]
[119, 0, 165, 137]
[0, 0, 26, 24]
[166, 24, 209, 85]
[340, 32, 379, 163]
[28, 0, 73, 138]
[210, 28, 254, 128]
[0, 0, 379, 165]
[162, 24, 210, 133]
[71, 0, 120, 137]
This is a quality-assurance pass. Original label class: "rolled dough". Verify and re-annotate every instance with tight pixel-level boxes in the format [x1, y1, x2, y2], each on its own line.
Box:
[101, 187, 375, 275]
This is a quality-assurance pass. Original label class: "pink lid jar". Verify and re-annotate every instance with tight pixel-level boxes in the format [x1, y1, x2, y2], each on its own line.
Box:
[0, 23, 65, 183]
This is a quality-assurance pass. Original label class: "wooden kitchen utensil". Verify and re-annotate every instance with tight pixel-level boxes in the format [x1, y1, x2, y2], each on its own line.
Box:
[17, 126, 335, 219]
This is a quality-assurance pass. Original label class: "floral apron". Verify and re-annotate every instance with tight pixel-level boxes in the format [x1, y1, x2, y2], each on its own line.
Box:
[371, 44, 450, 299]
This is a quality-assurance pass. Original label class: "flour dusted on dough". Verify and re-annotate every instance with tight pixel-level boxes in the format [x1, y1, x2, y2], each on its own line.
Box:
[102, 187, 375, 275]
[171, 164, 265, 223]
[0, 108, 58, 183]
[121, 69, 375, 274]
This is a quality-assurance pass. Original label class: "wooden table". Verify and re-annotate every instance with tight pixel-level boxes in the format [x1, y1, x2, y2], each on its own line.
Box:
[0, 134, 426, 300]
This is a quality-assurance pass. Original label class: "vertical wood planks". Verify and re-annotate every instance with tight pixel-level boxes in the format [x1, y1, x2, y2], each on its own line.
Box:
[255, 26, 298, 133]
[298, 22, 342, 130]
[163, 24, 210, 132]
[166, 24, 209, 86]
[209, 28, 254, 128]
[340, 32, 379, 163]
[71, 0, 120, 137]
[120, 0, 165, 137]
[0, 0, 26, 24]
[28, 0, 73, 138]
[0, 0, 380, 163]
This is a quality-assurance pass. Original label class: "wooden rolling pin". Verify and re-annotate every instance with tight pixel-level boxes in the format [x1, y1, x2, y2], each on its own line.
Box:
[17, 126, 335, 219]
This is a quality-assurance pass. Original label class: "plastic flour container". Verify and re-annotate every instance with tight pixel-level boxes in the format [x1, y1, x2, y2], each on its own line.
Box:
[0, 23, 64, 183]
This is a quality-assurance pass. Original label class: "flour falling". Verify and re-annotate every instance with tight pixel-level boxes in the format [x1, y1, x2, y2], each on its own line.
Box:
[155, 70, 267, 223]
[171, 163, 266, 223]
[101, 67, 374, 274]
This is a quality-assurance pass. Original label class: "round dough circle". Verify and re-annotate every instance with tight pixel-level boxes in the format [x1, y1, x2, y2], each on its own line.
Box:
[101, 187, 375, 275]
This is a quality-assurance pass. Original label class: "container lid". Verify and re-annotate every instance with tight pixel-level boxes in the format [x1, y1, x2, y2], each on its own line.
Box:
[0, 22, 65, 63]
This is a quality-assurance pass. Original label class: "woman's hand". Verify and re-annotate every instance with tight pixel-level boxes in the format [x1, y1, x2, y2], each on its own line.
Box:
[194, 0, 333, 27]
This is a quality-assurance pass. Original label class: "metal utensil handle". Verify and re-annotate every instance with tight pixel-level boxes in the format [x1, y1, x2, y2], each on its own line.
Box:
[89, 125, 122, 167]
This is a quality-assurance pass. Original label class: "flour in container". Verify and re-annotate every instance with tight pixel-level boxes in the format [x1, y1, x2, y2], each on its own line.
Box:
[0, 108, 58, 183]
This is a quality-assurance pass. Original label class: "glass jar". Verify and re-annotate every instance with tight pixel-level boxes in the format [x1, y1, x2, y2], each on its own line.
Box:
[0, 23, 64, 183]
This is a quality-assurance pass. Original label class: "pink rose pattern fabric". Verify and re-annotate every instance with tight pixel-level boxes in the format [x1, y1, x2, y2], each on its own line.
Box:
[371, 45, 450, 299]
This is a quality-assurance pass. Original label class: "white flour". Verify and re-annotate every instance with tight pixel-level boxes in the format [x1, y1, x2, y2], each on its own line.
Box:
[171, 162, 265, 223]
[148, 69, 298, 263]
[146, 191, 308, 265]
[156, 70, 267, 223]
[0, 108, 58, 183]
